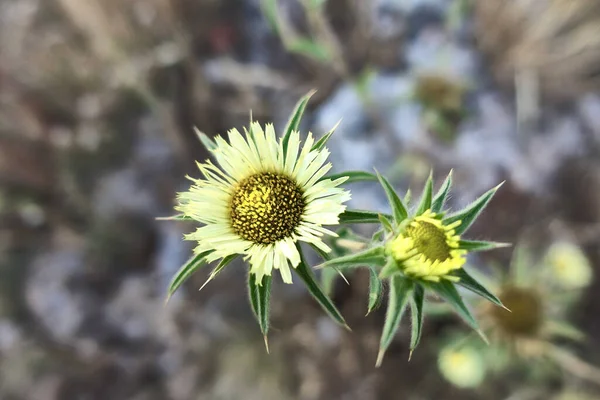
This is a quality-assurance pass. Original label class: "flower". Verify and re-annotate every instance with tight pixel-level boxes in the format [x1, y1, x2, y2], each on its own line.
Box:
[545, 241, 592, 290]
[176, 121, 350, 284]
[438, 345, 486, 389]
[386, 210, 466, 282]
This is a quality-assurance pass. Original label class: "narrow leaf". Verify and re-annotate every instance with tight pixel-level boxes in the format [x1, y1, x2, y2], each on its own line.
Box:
[376, 172, 408, 224]
[376, 276, 413, 367]
[427, 280, 487, 343]
[322, 171, 378, 184]
[378, 214, 394, 234]
[311, 120, 340, 151]
[415, 171, 434, 216]
[295, 244, 348, 328]
[193, 127, 217, 152]
[282, 90, 316, 154]
[260, 0, 280, 32]
[199, 254, 239, 291]
[367, 266, 384, 315]
[167, 250, 212, 300]
[409, 285, 425, 358]
[339, 209, 392, 224]
[458, 240, 511, 252]
[444, 182, 504, 235]
[156, 214, 193, 221]
[317, 246, 386, 270]
[248, 273, 272, 351]
[403, 189, 412, 208]
[431, 170, 453, 213]
[453, 269, 506, 310]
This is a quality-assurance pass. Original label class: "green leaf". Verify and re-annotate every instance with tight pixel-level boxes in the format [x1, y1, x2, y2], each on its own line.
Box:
[443, 182, 504, 235]
[378, 214, 394, 234]
[403, 189, 412, 208]
[431, 170, 453, 213]
[166, 250, 213, 301]
[367, 266, 384, 315]
[248, 273, 272, 351]
[375, 172, 408, 224]
[282, 90, 316, 155]
[339, 209, 391, 224]
[193, 127, 217, 152]
[452, 268, 506, 310]
[376, 276, 413, 367]
[379, 258, 399, 279]
[415, 171, 434, 216]
[311, 120, 340, 151]
[260, 0, 280, 32]
[427, 280, 487, 343]
[317, 246, 386, 270]
[458, 240, 511, 252]
[409, 285, 425, 357]
[156, 214, 193, 221]
[320, 267, 339, 297]
[322, 171, 379, 184]
[199, 254, 239, 291]
[295, 244, 348, 328]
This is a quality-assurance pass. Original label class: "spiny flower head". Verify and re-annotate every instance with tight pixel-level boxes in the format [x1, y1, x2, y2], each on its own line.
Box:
[163, 91, 353, 346]
[319, 170, 507, 366]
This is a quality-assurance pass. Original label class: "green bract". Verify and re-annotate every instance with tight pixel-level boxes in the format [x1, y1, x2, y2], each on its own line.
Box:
[319, 171, 508, 366]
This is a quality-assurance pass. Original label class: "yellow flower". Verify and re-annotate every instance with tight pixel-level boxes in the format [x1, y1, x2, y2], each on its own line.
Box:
[438, 345, 486, 388]
[176, 122, 350, 284]
[386, 210, 466, 281]
[546, 241, 592, 289]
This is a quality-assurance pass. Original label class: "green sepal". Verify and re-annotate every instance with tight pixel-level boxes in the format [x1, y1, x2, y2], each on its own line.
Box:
[199, 254, 239, 291]
[458, 240, 511, 252]
[376, 172, 408, 224]
[309, 243, 348, 296]
[426, 280, 488, 343]
[376, 276, 413, 367]
[295, 244, 349, 329]
[282, 90, 316, 154]
[415, 171, 434, 216]
[339, 209, 392, 224]
[403, 189, 412, 208]
[166, 250, 213, 301]
[379, 258, 399, 279]
[452, 269, 506, 310]
[311, 120, 340, 151]
[322, 171, 379, 184]
[367, 266, 384, 315]
[317, 246, 386, 270]
[193, 127, 218, 152]
[431, 170, 453, 213]
[409, 284, 425, 357]
[443, 182, 503, 235]
[248, 273, 272, 351]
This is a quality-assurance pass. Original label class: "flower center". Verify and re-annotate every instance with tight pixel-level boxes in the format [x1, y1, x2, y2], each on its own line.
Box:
[406, 221, 451, 261]
[230, 172, 305, 244]
[492, 287, 543, 336]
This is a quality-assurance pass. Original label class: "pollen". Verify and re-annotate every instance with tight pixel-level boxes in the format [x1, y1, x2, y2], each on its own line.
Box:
[230, 172, 305, 244]
[406, 220, 452, 262]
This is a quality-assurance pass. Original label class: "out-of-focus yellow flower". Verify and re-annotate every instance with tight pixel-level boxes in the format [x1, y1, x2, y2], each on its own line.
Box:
[438, 345, 486, 388]
[545, 241, 592, 290]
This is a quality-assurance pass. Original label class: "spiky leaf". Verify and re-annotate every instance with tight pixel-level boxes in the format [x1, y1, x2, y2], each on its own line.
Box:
[248, 273, 272, 349]
[167, 250, 213, 300]
[458, 240, 511, 252]
[376, 276, 413, 366]
[453, 268, 505, 309]
[378, 214, 394, 234]
[367, 266, 384, 315]
[323, 171, 378, 184]
[431, 170, 453, 213]
[156, 214, 193, 221]
[311, 120, 340, 151]
[376, 172, 408, 223]
[409, 284, 425, 355]
[415, 171, 434, 216]
[199, 254, 239, 291]
[295, 244, 348, 328]
[317, 246, 386, 270]
[427, 280, 487, 342]
[443, 182, 503, 235]
[282, 90, 316, 154]
[339, 210, 391, 224]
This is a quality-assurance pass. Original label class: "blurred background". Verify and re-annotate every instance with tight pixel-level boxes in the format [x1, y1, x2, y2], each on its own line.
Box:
[2, 0, 600, 399]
